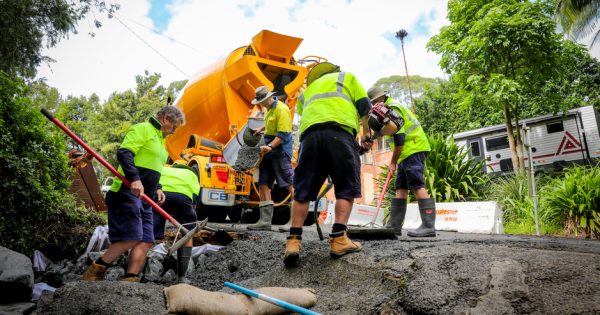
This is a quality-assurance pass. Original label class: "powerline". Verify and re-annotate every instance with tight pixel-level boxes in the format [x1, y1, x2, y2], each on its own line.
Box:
[114, 12, 206, 56]
[113, 15, 190, 77]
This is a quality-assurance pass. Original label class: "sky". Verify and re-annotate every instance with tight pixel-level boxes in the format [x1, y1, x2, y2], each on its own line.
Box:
[35, 0, 450, 100]
[35, 0, 599, 101]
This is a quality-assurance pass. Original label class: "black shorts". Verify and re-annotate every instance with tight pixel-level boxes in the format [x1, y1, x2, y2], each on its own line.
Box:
[395, 152, 428, 190]
[153, 192, 197, 240]
[106, 190, 154, 243]
[258, 154, 293, 189]
[294, 126, 361, 201]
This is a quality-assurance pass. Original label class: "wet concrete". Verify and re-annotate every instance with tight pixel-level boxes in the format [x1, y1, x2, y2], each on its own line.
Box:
[36, 228, 600, 314]
[232, 145, 262, 171]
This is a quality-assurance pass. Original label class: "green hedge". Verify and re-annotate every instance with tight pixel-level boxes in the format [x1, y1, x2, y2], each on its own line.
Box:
[0, 72, 102, 259]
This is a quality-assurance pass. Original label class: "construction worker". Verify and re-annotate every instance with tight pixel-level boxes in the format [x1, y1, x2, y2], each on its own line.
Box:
[154, 164, 200, 283]
[367, 86, 435, 237]
[247, 86, 294, 232]
[284, 62, 373, 267]
[83, 106, 185, 282]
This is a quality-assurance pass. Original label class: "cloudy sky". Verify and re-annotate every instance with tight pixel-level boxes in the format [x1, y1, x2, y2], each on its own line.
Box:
[35, 0, 450, 100]
[36, 0, 599, 101]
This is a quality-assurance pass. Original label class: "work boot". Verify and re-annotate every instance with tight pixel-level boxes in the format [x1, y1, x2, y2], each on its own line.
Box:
[121, 276, 140, 282]
[278, 201, 293, 232]
[82, 261, 107, 281]
[385, 198, 407, 235]
[247, 201, 274, 231]
[407, 198, 437, 237]
[283, 235, 302, 267]
[329, 231, 362, 259]
[176, 246, 192, 284]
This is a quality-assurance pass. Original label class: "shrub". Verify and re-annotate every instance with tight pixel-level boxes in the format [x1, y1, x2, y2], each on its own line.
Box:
[541, 166, 600, 238]
[0, 72, 103, 259]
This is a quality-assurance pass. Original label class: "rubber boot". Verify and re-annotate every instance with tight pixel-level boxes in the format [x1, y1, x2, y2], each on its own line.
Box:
[284, 235, 302, 267]
[247, 201, 273, 231]
[82, 261, 107, 281]
[329, 231, 362, 259]
[407, 198, 436, 237]
[176, 246, 192, 284]
[385, 198, 407, 235]
[278, 202, 293, 232]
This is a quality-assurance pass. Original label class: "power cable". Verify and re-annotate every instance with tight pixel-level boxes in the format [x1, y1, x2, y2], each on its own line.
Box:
[113, 15, 190, 77]
[114, 12, 206, 56]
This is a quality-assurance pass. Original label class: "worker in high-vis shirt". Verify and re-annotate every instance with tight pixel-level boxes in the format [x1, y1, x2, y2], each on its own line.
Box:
[154, 164, 200, 283]
[367, 86, 435, 238]
[247, 86, 294, 232]
[284, 62, 373, 267]
[83, 106, 185, 282]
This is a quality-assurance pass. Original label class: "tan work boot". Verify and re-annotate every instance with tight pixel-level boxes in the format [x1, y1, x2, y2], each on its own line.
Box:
[121, 276, 140, 282]
[283, 235, 302, 267]
[82, 261, 107, 281]
[329, 231, 362, 259]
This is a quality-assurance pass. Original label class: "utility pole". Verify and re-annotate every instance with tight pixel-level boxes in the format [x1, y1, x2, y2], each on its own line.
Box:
[395, 29, 415, 114]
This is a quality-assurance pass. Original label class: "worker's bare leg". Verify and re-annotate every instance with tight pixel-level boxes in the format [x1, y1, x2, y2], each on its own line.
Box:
[83, 240, 137, 281]
[329, 198, 362, 258]
[125, 241, 153, 279]
[259, 184, 271, 202]
[278, 185, 295, 232]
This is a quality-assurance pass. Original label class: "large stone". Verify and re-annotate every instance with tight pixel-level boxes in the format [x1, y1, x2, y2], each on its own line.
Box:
[0, 246, 34, 304]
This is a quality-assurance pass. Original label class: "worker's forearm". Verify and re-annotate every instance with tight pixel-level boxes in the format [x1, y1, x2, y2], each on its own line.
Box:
[390, 147, 402, 165]
[117, 148, 139, 182]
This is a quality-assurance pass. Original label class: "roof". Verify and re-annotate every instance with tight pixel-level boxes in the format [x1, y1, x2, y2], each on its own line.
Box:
[453, 106, 592, 140]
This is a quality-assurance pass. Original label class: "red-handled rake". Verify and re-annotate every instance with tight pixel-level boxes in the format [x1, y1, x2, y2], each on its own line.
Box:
[41, 108, 205, 255]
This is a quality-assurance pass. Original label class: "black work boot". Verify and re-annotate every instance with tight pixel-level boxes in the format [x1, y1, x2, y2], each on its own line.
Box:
[176, 246, 192, 283]
[407, 198, 436, 237]
[247, 201, 274, 231]
[385, 198, 407, 235]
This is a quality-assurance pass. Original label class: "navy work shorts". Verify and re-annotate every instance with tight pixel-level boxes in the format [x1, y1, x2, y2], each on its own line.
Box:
[294, 126, 361, 201]
[153, 191, 198, 240]
[258, 154, 294, 189]
[395, 152, 428, 190]
[105, 190, 154, 243]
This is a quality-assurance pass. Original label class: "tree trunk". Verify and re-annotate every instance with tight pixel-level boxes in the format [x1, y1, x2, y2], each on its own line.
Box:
[503, 103, 520, 173]
[513, 110, 525, 172]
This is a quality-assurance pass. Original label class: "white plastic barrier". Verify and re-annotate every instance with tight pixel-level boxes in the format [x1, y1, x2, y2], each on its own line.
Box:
[324, 201, 504, 234]
[403, 201, 503, 234]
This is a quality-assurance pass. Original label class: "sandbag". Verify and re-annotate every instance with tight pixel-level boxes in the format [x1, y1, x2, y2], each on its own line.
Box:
[164, 284, 248, 315]
[238, 287, 317, 315]
[164, 284, 317, 315]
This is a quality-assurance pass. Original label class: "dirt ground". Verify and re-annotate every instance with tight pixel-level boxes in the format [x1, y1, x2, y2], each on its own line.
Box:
[36, 225, 600, 314]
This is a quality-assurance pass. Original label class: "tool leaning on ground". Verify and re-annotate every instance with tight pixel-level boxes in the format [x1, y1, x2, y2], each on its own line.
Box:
[347, 165, 398, 240]
[40, 108, 233, 252]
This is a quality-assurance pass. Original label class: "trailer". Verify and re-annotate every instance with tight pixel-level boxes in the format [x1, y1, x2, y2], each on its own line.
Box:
[454, 105, 600, 174]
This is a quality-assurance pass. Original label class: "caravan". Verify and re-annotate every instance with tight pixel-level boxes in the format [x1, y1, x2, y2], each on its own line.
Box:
[454, 106, 600, 174]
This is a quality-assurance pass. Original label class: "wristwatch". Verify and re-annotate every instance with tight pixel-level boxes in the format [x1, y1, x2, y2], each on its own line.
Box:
[267, 143, 273, 149]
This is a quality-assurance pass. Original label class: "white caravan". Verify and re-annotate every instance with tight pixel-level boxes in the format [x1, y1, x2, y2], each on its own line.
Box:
[453, 106, 600, 174]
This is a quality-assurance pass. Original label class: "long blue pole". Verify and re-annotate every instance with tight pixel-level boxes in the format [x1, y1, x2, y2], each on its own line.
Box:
[224, 282, 321, 315]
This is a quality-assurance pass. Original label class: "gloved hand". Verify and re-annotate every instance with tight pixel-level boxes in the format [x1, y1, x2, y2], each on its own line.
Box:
[358, 135, 373, 155]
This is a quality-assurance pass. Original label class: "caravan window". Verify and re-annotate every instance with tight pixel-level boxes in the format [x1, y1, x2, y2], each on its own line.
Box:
[485, 135, 509, 151]
[546, 121, 564, 134]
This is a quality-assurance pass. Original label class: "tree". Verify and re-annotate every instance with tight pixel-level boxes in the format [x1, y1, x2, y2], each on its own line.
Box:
[555, 0, 600, 47]
[0, 0, 118, 78]
[428, 0, 568, 174]
[371, 75, 439, 108]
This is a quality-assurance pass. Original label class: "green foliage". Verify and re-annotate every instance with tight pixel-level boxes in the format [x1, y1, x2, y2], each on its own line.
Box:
[0, 0, 118, 78]
[424, 135, 488, 202]
[554, 0, 600, 46]
[0, 72, 102, 257]
[371, 75, 439, 108]
[541, 166, 600, 238]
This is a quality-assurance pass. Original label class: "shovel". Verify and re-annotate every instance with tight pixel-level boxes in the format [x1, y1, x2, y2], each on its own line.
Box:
[347, 169, 397, 240]
[41, 108, 203, 255]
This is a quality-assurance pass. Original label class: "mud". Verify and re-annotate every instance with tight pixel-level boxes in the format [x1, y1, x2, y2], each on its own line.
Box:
[232, 145, 262, 171]
[36, 229, 600, 314]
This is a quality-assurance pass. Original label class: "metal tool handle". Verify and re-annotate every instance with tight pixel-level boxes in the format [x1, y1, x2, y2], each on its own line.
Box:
[41, 108, 189, 233]
[224, 282, 321, 315]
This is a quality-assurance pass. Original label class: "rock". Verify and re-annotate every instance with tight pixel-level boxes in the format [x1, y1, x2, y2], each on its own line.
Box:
[0, 246, 34, 304]
[0, 302, 36, 315]
[35, 281, 166, 315]
[104, 266, 125, 281]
